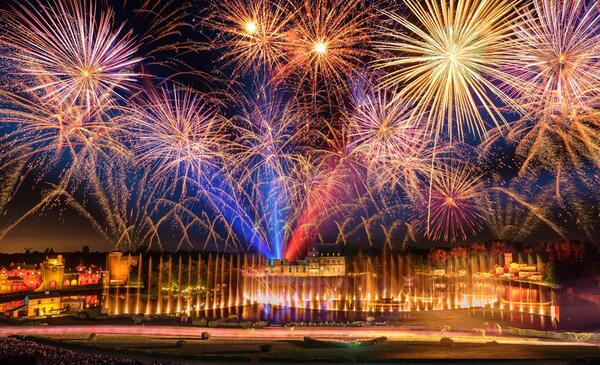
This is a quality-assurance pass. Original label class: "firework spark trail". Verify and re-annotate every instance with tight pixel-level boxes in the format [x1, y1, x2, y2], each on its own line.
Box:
[62, 160, 220, 251]
[0, 0, 204, 248]
[489, 187, 566, 240]
[205, 0, 381, 106]
[222, 94, 325, 258]
[284, 77, 436, 259]
[0, 85, 129, 191]
[484, 0, 600, 196]
[348, 87, 418, 167]
[203, 0, 294, 78]
[500, 110, 599, 187]
[197, 177, 272, 254]
[113, 0, 194, 65]
[280, 0, 381, 103]
[0, 188, 68, 242]
[345, 79, 445, 193]
[284, 149, 358, 260]
[484, 175, 558, 241]
[0, 147, 30, 214]
[505, 0, 600, 119]
[0, 85, 129, 241]
[340, 200, 408, 247]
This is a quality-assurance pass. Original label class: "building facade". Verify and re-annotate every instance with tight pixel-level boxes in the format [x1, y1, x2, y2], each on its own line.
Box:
[263, 249, 346, 277]
[0, 264, 42, 293]
[0, 255, 103, 318]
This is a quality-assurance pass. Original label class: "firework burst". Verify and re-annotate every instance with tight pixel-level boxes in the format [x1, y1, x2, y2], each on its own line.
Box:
[411, 162, 487, 242]
[0, 86, 127, 176]
[204, 0, 293, 77]
[345, 84, 441, 195]
[484, 175, 561, 241]
[375, 0, 522, 140]
[348, 88, 418, 166]
[506, 0, 600, 118]
[229, 94, 309, 185]
[0, 0, 142, 109]
[502, 109, 600, 182]
[485, 0, 600, 190]
[124, 84, 228, 193]
[225, 95, 310, 257]
[62, 162, 215, 251]
[0, 0, 596, 254]
[280, 0, 380, 102]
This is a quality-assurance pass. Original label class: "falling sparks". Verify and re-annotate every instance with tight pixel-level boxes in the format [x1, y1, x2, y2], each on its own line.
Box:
[123, 84, 228, 191]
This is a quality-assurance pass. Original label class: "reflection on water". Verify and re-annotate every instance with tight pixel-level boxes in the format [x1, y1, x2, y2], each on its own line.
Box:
[193, 302, 584, 331]
[194, 304, 560, 329]
[473, 306, 557, 330]
[205, 304, 402, 323]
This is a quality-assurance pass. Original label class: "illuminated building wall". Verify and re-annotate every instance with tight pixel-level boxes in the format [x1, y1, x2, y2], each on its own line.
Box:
[0, 256, 103, 317]
[0, 256, 103, 295]
[40, 255, 65, 291]
[107, 252, 138, 285]
[0, 264, 42, 293]
[75, 264, 102, 285]
[264, 251, 345, 277]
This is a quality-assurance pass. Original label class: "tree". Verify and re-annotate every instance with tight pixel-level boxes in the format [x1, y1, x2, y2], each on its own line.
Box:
[545, 261, 556, 284]
[428, 249, 447, 268]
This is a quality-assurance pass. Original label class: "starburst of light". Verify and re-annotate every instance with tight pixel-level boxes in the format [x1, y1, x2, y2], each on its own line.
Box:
[375, 0, 522, 140]
[348, 88, 419, 166]
[506, 0, 600, 118]
[204, 0, 293, 77]
[124, 84, 228, 191]
[280, 0, 380, 101]
[411, 162, 487, 242]
[0, 0, 142, 109]
[485, 0, 600, 191]
[0, 86, 126, 172]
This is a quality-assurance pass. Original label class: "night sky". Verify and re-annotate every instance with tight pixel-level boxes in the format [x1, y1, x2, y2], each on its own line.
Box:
[0, 0, 598, 254]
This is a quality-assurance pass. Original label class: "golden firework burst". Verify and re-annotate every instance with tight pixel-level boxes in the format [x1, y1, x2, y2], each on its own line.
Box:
[375, 0, 523, 140]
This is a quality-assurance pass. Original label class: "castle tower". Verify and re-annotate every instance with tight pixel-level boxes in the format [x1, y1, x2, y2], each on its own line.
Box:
[41, 255, 65, 290]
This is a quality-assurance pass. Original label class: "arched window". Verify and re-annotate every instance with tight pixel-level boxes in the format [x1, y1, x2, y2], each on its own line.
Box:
[71, 279, 77, 286]
[50, 280, 56, 289]
[63, 280, 70, 286]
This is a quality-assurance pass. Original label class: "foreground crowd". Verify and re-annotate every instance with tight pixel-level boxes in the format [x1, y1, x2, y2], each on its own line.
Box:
[0, 338, 156, 365]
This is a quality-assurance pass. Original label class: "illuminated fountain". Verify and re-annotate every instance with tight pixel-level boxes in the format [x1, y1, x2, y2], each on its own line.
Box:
[145, 255, 152, 315]
[103, 249, 559, 325]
